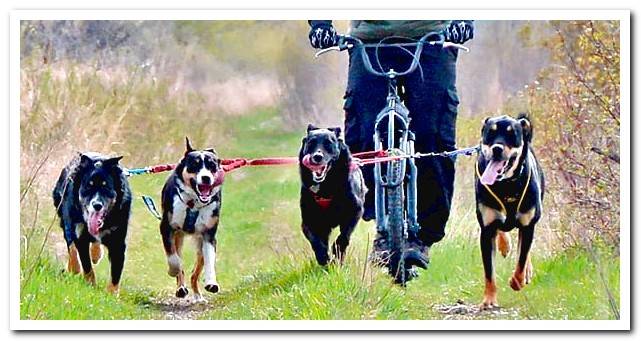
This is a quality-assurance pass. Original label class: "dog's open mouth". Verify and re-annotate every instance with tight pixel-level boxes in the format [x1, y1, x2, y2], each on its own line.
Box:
[196, 183, 214, 203]
[480, 160, 506, 186]
[302, 155, 331, 182]
[87, 210, 105, 237]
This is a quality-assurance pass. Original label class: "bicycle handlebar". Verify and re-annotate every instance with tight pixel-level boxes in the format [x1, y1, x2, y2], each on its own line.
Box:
[314, 32, 469, 78]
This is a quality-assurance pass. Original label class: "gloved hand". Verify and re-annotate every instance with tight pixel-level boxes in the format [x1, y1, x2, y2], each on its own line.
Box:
[444, 20, 474, 44]
[308, 20, 337, 49]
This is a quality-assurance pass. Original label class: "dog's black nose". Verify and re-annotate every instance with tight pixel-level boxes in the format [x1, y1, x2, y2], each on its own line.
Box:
[201, 175, 211, 184]
[92, 202, 103, 211]
[312, 153, 323, 163]
[492, 145, 504, 159]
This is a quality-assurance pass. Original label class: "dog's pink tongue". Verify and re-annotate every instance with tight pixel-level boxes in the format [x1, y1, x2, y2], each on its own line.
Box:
[88, 212, 104, 236]
[302, 155, 325, 173]
[480, 160, 505, 186]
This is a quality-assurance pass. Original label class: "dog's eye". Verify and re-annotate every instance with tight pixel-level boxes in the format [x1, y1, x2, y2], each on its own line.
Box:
[101, 181, 106, 186]
[89, 180, 94, 186]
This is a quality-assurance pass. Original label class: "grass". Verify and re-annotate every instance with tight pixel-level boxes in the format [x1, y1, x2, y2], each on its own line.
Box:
[19, 108, 620, 320]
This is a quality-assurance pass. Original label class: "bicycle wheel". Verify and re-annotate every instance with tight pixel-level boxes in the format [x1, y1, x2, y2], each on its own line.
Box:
[386, 159, 407, 284]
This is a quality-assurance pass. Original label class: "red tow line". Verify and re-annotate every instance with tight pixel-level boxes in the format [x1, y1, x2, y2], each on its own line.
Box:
[127, 149, 396, 178]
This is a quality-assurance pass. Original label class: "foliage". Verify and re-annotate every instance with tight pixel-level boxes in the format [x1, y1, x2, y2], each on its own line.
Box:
[516, 21, 620, 249]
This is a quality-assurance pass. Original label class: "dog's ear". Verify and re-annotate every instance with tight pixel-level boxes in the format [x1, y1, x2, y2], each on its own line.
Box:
[185, 137, 195, 154]
[79, 153, 93, 167]
[481, 117, 491, 133]
[329, 127, 342, 139]
[205, 148, 217, 155]
[518, 113, 533, 142]
[307, 124, 318, 133]
[103, 156, 124, 172]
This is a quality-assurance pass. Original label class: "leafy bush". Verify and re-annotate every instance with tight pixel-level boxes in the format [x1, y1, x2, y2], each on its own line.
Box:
[516, 21, 620, 249]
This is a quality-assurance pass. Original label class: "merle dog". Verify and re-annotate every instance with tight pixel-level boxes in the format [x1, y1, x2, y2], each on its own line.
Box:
[159, 137, 223, 300]
[52, 152, 131, 293]
[475, 113, 545, 309]
[299, 124, 367, 266]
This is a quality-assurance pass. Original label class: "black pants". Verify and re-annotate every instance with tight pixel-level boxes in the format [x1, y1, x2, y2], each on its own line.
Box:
[343, 44, 459, 247]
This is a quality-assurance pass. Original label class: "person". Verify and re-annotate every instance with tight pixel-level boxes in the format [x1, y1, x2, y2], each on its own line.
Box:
[308, 20, 474, 277]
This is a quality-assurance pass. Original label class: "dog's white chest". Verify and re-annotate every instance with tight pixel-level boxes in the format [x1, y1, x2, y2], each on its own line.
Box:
[170, 195, 218, 233]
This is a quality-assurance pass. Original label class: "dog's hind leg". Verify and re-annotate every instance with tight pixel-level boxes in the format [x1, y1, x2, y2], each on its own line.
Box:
[90, 242, 104, 265]
[173, 232, 189, 298]
[67, 243, 82, 274]
[332, 216, 359, 264]
[190, 245, 205, 301]
[496, 231, 511, 258]
[509, 224, 535, 291]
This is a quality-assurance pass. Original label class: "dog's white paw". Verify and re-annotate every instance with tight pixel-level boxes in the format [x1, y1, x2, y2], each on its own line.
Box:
[191, 294, 208, 304]
[204, 282, 220, 294]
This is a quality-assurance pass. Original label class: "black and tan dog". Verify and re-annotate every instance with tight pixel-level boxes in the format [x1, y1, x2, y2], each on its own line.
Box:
[52, 152, 131, 294]
[475, 113, 545, 309]
[299, 125, 367, 265]
[159, 138, 223, 300]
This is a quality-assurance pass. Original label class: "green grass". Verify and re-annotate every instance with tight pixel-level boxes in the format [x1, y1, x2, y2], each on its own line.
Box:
[20, 110, 620, 320]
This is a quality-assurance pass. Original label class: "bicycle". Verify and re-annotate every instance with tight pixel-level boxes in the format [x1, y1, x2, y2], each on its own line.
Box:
[316, 32, 469, 284]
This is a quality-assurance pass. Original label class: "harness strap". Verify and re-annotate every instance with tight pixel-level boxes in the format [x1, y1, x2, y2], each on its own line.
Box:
[475, 161, 532, 216]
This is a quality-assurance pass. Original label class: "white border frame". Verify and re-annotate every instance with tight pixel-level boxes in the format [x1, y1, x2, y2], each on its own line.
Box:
[9, 9, 631, 331]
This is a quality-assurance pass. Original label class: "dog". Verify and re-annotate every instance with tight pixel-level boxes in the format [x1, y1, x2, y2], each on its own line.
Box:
[159, 137, 223, 300]
[52, 152, 132, 294]
[475, 113, 545, 309]
[299, 124, 367, 266]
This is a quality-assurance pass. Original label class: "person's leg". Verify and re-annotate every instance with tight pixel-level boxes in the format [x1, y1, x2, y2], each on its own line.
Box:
[343, 47, 388, 221]
[404, 48, 459, 248]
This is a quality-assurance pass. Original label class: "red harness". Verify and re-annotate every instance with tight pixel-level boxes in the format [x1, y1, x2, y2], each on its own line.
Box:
[304, 159, 362, 210]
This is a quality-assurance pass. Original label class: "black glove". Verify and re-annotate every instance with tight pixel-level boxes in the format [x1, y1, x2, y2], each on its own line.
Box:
[444, 20, 474, 44]
[308, 20, 337, 49]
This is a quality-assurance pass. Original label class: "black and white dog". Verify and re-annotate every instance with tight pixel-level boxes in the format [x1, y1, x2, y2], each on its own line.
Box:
[299, 125, 367, 266]
[475, 113, 545, 309]
[159, 137, 223, 300]
[52, 152, 131, 293]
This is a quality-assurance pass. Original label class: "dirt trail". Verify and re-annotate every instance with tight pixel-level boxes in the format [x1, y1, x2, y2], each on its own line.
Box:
[435, 300, 521, 320]
[149, 295, 214, 320]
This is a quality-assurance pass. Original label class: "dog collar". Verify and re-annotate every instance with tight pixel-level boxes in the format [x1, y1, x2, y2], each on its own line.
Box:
[476, 160, 532, 216]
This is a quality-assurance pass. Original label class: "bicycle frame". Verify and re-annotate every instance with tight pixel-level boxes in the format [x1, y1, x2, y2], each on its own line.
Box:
[372, 76, 420, 239]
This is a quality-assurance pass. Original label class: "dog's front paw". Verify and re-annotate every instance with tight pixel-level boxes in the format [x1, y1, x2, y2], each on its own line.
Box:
[176, 285, 189, 298]
[479, 300, 499, 310]
[107, 282, 120, 295]
[167, 254, 182, 277]
[204, 282, 219, 294]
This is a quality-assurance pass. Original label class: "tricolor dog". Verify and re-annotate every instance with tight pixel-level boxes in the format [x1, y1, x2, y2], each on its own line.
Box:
[52, 152, 131, 293]
[475, 113, 545, 309]
[299, 125, 367, 266]
[159, 138, 223, 300]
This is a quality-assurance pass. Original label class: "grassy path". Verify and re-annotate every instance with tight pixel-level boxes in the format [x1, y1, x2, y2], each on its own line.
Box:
[20, 109, 620, 320]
